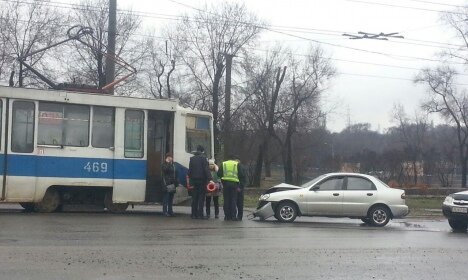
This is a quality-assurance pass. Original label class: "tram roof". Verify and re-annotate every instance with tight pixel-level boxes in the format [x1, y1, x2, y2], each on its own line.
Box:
[0, 86, 180, 112]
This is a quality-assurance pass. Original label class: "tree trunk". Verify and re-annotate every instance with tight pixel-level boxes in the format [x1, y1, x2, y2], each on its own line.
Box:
[97, 53, 106, 88]
[18, 63, 24, 87]
[212, 69, 223, 160]
[412, 161, 418, 186]
[253, 143, 264, 187]
[223, 54, 233, 159]
[284, 134, 293, 184]
[461, 147, 468, 188]
[264, 139, 271, 177]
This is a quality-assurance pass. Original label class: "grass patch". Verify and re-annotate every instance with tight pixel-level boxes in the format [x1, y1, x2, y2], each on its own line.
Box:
[406, 196, 444, 210]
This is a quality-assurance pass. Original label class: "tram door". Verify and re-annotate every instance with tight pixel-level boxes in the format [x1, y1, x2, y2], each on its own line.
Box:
[4, 100, 37, 201]
[145, 111, 172, 202]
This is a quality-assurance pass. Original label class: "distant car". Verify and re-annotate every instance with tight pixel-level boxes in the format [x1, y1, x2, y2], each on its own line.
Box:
[253, 173, 409, 227]
[442, 190, 468, 232]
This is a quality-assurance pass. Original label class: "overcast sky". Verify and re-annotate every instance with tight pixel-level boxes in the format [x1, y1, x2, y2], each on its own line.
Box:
[95, 0, 468, 131]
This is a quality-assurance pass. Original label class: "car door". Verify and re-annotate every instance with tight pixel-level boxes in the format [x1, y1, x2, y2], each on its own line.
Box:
[304, 176, 344, 216]
[341, 176, 378, 217]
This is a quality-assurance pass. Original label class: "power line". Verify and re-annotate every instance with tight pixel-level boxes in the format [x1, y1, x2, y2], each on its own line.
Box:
[3, 0, 468, 67]
[404, 0, 465, 9]
[2, 0, 465, 50]
[338, 71, 468, 86]
[339, 0, 465, 15]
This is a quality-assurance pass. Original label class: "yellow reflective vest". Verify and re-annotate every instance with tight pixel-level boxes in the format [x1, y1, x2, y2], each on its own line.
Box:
[222, 160, 240, 183]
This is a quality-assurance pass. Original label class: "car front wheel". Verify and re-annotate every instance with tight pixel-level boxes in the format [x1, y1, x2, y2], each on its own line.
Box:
[448, 219, 468, 232]
[368, 205, 391, 227]
[275, 201, 297, 223]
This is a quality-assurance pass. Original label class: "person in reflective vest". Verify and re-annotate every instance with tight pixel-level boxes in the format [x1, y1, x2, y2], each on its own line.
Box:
[218, 155, 246, 221]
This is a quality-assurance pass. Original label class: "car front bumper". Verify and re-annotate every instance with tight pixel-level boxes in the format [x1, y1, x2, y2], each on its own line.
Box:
[442, 205, 468, 221]
[389, 205, 410, 218]
[253, 202, 275, 220]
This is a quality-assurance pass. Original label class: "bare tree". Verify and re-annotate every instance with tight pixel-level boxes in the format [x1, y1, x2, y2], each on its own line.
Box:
[415, 66, 468, 187]
[141, 38, 177, 99]
[0, 0, 64, 87]
[60, 0, 143, 94]
[391, 104, 429, 185]
[274, 46, 335, 184]
[169, 2, 263, 157]
[241, 46, 287, 185]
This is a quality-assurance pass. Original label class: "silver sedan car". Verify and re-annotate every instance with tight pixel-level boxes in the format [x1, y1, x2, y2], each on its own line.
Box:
[253, 173, 409, 227]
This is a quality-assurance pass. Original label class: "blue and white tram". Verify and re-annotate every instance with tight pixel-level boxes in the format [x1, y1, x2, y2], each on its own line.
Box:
[0, 86, 213, 212]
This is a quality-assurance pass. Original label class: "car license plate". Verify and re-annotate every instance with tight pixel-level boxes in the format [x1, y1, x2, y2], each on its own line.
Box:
[452, 207, 468, 213]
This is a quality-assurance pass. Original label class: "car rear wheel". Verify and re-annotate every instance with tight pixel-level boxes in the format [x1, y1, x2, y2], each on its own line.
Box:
[448, 219, 468, 232]
[368, 205, 391, 227]
[275, 201, 297, 223]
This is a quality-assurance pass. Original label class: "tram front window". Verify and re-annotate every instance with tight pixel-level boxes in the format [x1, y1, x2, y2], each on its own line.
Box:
[186, 115, 211, 157]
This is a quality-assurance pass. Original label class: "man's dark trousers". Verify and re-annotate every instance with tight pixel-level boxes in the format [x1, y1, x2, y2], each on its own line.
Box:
[222, 181, 238, 220]
[191, 179, 206, 218]
[236, 189, 244, 220]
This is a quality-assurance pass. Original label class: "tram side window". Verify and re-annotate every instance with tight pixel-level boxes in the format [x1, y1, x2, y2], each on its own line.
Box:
[92, 106, 114, 148]
[11, 101, 35, 153]
[186, 115, 211, 157]
[38, 102, 90, 147]
[124, 110, 144, 158]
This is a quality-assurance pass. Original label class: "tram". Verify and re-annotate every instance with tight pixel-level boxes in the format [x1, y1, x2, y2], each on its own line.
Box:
[0, 86, 213, 212]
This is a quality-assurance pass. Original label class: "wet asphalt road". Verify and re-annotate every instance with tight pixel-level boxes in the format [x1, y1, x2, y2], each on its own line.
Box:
[0, 204, 467, 280]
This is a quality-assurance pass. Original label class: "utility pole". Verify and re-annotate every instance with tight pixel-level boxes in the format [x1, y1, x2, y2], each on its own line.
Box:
[223, 51, 234, 159]
[105, 0, 117, 94]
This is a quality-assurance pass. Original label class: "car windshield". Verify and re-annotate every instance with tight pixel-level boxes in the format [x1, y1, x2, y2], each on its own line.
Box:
[300, 174, 327, 188]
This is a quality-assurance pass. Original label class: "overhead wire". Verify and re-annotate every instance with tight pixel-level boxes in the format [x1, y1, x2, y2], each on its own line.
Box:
[3, 0, 468, 77]
[1, 0, 465, 49]
[338, 0, 466, 15]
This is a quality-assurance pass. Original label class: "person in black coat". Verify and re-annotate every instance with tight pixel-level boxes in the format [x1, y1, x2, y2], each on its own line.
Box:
[162, 152, 178, 217]
[187, 145, 212, 219]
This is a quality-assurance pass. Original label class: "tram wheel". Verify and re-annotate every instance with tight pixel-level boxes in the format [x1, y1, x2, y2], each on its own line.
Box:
[104, 192, 128, 213]
[34, 189, 61, 213]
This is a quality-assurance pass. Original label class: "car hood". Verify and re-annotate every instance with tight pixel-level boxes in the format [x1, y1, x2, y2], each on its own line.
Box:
[452, 190, 468, 200]
[263, 183, 302, 194]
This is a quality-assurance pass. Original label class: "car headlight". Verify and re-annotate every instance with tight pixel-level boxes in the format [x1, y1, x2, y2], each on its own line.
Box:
[444, 196, 454, 204]
[259, 194, 270, 201]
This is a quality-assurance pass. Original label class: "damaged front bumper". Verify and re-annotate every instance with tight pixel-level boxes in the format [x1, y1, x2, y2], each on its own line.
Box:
[253, 201, 275, 220]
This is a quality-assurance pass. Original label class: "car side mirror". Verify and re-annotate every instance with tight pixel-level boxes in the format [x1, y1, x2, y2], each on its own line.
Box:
[311, 185, 320, 191]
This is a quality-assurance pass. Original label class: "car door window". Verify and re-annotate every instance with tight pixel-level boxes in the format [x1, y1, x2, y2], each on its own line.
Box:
[346, 177, 376, 190]
[316, 177, 344, 191]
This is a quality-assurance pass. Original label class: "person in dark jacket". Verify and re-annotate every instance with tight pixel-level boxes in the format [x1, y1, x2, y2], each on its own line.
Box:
[188, 145, 212, 219]
[218, 155, 247, 221]
[162, 152, 178, 217]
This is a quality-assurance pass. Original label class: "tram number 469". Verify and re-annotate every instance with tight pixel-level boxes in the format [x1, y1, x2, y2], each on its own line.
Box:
[83, 162, 108, 173]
